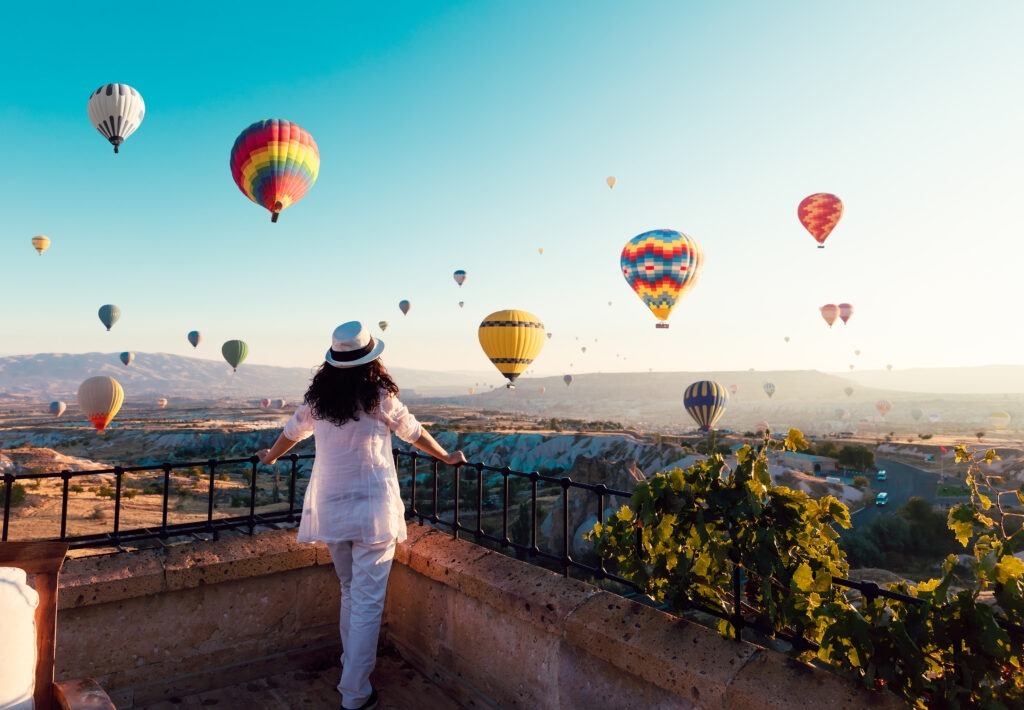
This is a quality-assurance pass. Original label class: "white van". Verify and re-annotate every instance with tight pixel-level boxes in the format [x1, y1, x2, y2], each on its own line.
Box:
[876, 492, 889, 506]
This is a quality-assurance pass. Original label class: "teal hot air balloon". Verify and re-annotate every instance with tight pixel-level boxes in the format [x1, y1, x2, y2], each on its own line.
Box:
[683, 380, 729, 432]
[119, 351, 134, 366]
[221, 340, 249, 372]
[98, 304, 120, 331]
[187, 330, 202, 348]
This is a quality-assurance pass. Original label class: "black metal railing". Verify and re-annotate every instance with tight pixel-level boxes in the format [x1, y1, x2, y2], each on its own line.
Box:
[2, 448, 1022, 648]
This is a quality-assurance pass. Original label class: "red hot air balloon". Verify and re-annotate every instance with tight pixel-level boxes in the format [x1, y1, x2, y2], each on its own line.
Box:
[838, 303, 854, 325]
[876, 400, 892, 417]
[798, 193, 843, 248]
[820, 304, 840, 327]
[229, 119, 320, 223]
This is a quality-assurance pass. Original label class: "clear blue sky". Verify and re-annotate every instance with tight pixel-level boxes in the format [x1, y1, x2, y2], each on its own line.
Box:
[2, 1, 1022, 384]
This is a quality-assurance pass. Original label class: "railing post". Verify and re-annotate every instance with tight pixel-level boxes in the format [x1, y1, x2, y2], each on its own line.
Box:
[451, 458, 460, 539]
[248, 457, 259, 535]
[287, 454, 299, 521]
[112, 466, 124, 544]
[594, 483, 607, 579]
[161, 464, 172, 534]
[60, 471, 72, 540]
[206, 459, 217, 536]
[499, 465, 509, 546]
[560, 476, 572, 577]
[1, 472, 11, 541]
[529, 470, 540, 557]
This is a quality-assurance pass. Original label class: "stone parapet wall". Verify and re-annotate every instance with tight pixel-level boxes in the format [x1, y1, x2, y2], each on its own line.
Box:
[52, 526, 903, 709]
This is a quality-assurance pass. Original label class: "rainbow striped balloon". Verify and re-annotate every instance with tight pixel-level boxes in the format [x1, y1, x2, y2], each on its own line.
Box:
[683, 380, 729, 432]
[620, 229, 703, 328]
[230, 119, 320, 222]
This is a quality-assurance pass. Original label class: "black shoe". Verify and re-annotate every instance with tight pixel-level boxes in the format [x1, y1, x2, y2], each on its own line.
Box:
[343, 688, 378, 710]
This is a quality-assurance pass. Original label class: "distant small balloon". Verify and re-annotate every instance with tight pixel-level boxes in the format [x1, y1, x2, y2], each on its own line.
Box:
[98, 304, 120, 331]
[399, 300, 410, 315]
[155, 397, 168, 409]
[886, 364, 893, 371]
[563, 374, 573, 387]
[468, 387, 475, 395]
[844, 387, 854, 397]
[606, 176, 616, 189]
[784, 336, 790, 343]
[458, 301, 464, 308]
[820, 304, 839, 328]
[854, 349, 861, 356]
[538, 247, 544, 255]
[49, 401, 66, 417]
[32, 235, 50, 255]
[453, 270, 467, 287]
[839, 302, 854, 325]
[875, 400, 892, 417]
[187, 330, 202, 348]
[910, 407, 923, 421]
[728, 384, 738, 396]
[221, 340, 249, 372]
[763, 382, 776, 399]
[119, 351, 134, 367]
[260, 398, 271, 409]
[379, 321, 389, 331]
[798, 192, 843, 248]
[546, 332, 552, 340]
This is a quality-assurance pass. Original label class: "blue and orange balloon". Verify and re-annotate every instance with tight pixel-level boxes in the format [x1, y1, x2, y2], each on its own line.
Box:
[683, 380, 728, 431]
[229, 119, 320, 222]
[620, 229, 703, 328]
[187, 330, 201, 348]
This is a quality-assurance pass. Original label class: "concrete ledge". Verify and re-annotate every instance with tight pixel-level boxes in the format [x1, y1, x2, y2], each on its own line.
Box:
[385, 526, 905, 710]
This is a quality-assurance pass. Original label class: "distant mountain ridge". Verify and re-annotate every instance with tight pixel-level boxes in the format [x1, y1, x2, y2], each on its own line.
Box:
[0, 352, 488, 401]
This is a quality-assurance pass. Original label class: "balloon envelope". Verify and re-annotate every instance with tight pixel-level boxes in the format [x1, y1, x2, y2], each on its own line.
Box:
[229, 119, 319, 222]
[606, 176, 616, 189]
[478, 309, 545, 387]
[49, 401, 66, 417]
[875, 400, 892, 417]
[728, 384, 738, 396]
[87, 83, 145, 153]
[260, 398, 271, 409]
[119, 351, 134, 366]
[221, 340, 249, 371]
[763, 382, 776, 398]
[187, 330, 202, 348]
[910, 407, 923, 421]
[378, 321, 389, 331]
[155, 397, 168, 409]
[563, 374, 573, 387]
[31, 235, 50, 255]
[453, 270, 466, 286]
[820, 304, 839, 327]
[620, 229, 703, 327]
[399, 300, 410, 315]
[844, 387, 854, 397]
[78, 376, 124, 432]
[797, 193, 843, 247]
[98, 304, 120, 331]
[684, 380, 729, 431]
[839, 303, 854, 325]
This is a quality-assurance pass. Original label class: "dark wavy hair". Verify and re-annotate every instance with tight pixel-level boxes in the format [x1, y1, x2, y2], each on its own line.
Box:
[303, 359, 399, 427]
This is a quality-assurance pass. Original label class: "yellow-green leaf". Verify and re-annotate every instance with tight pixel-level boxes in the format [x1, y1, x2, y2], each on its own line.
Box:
[616, 506, 633, 522]
[793, 562, 813, 592]
[995, 555, 1024, 585]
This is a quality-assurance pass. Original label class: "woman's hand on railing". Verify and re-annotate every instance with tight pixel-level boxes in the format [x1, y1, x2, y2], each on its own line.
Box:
[442, 450, 467, 466]
[256, 448, 277, 465]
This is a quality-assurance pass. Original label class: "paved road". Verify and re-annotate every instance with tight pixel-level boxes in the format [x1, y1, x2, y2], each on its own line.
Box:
[852, 456, 940, 528]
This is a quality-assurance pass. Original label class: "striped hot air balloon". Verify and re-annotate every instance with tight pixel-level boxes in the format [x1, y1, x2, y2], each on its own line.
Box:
[478, 309, 545, 388]
[838, 302, 855, 325]
[797, 193, 843, 247]
[620, 229, 703, 328]
[221, 340, 249, 372]
[683, 380, 729, 432]
[763, 382, 776, 399]
[98, 304, 120, 331]
[453, 270, 467, 286]
[31, 235, 50, 255]
[78, 376, 124, 433]
[229, 119, 320, 222]
[875, 400, 892, 417]
[820, 304, 840, 327]
[87, 83, 145, 154]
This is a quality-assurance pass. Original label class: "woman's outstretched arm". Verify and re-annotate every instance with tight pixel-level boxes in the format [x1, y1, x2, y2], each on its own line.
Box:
[411, 429, 466, 466]
[257, 433, 298, 465]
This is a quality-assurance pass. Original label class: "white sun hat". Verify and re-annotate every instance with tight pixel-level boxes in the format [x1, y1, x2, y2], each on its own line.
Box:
[324, 321, 386, 368]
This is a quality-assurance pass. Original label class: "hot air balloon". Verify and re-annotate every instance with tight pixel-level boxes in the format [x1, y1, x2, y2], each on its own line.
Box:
[155, 397, 168, 409]
[683, 380, 729, 432]
[87, 83, 145, 154]
[989, 412, 1011, 430]
[606, 176, 616, 189]
[453, 270, 467, 287]
[98, 304, 120, 331]
[854, 349, 861, 357]
[274, 399, 287, 409]
[260, 398, 271, 409]
[538, 247, 544, 255]
[221, 340, 249, 372]
[78, 376, 124, 433]
[839, 303, 854, 325]
[187, 330, 202, 348]
[820, 304, 839, 327]
[458, 301, 464, 309]
[378, 321, 389, 331]
[539, 386, 546, 394]
[728, 384, 738, 396]
[849, 364, 855, 371]
[546, 332, 552, 340]
[468, 387, 475, 395]
[478, 310, 545, 388]
[875, 400, 892, 417]
[620, 229, 703, 328]
[229, 119, 320, 222]
[399, 300, 410, 315]
[119, 351, 134, 367]
[31, 235, 50, 255]
[886, 364, 893, 372]
[844, 387, 854, 397]
[49, 401, 66, 418]
[928, 412, 940, 423]
[763, 382, 776, 399]
[784, 336, 790, 343]
[581, 346, 587, 354]
[563, 374, 573, 387]
[797, 193, 843, 248]
[910, 407, 923, 422]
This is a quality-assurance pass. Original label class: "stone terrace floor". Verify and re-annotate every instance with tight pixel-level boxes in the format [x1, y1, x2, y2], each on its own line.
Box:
[137, 645, 463, 710]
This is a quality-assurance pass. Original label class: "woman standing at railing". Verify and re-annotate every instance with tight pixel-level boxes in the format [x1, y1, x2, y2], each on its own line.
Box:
[256, 321, 466, 710]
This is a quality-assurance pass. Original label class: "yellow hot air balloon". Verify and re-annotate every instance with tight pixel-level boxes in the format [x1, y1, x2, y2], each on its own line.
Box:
[77, 376, 124, 433]
[478, 309, 545, 388]
[31, 235, 50, 255]
[606, 176, 616, 189]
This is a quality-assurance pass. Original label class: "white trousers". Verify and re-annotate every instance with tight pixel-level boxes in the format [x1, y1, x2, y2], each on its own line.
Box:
[327, 539, 396, 709]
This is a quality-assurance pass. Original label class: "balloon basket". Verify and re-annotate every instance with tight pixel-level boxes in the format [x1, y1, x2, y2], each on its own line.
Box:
[655, 323, 669, 329]
[817, 245, 824, 249]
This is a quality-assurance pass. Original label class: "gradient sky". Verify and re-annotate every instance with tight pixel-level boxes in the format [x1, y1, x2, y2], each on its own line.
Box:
[2, 1, 1022, 385]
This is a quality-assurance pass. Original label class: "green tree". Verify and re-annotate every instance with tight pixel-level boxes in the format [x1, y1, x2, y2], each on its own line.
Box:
[837, 445, 875, 471]
[852, 475, 869, 489]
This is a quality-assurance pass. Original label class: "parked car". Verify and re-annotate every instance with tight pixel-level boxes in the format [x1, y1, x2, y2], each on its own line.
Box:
[876, 492, 889, 506]
[876, 469, 887, 481]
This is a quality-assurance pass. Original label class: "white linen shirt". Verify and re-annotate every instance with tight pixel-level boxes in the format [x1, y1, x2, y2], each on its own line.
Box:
[284, 393, 423, 544]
